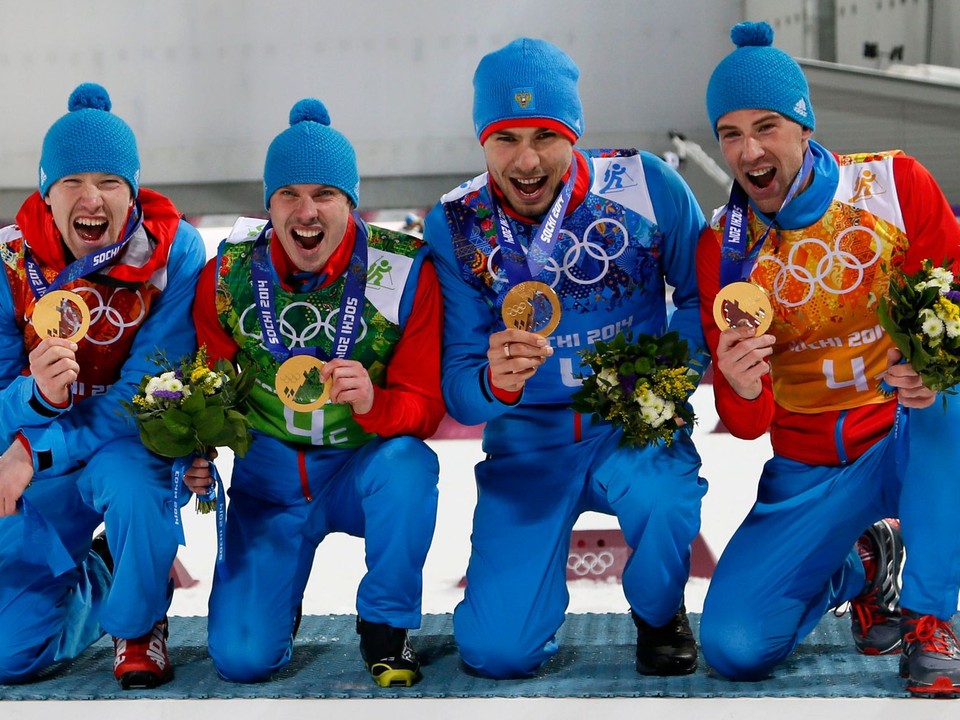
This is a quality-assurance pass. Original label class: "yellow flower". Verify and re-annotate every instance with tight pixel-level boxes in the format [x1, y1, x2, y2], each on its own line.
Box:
[652, 367, 695, 398]
[935, 297, 960, 322]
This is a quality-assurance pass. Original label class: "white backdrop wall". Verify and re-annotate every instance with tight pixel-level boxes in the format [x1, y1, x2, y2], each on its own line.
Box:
[0, 1, 740, 202]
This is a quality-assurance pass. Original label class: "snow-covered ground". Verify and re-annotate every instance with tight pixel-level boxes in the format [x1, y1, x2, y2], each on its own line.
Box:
[167, 221, 770, 618]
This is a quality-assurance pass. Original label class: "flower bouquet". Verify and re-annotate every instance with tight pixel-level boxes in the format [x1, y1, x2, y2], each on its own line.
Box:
[571, 330, 699, 447]
[878, 259, 960, 398]
[122, 347, 254, 513]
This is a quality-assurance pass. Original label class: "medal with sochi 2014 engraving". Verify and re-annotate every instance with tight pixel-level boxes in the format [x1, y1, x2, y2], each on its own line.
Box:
[712, 281, 773, 335]
[32, 290, 91, 342]
[275, 354, 332, 412]
[501, 280, 562, 337]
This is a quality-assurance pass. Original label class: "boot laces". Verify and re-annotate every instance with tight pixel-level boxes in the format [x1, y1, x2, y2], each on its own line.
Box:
[848, 590, 887, 637]
[904, 614, 960, 656]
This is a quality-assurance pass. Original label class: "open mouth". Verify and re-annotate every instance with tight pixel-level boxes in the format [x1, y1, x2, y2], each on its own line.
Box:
[74, 217, 108, 243]
[747, 167, 776, 190]
[292, 227, 324, 250]
[510, 176, 547, 197]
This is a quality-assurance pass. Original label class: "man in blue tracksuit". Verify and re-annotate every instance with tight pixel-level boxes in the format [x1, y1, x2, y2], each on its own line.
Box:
[0, 84, 205, 689]
[423, 37, 709, 679]
[191, 98, 444, 687]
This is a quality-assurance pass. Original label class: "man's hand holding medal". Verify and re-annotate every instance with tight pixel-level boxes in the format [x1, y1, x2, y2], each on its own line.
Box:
[30, 289, 91, 406]
[712, 281, 775, 401]
[492, 281, 559, 393]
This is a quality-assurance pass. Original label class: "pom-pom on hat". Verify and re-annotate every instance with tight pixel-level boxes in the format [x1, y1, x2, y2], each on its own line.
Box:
[472, 37, 584, 144]
[263, 98, 360, 210]
[706, 21, 815, 138]
[39, 83, 140, 197]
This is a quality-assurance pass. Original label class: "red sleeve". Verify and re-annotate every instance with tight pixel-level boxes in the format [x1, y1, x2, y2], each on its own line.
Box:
[696, 224, 775, 439]
[353, 258, 446, 440]
[488, 366, 522, 404]
[193, 258, 239, 366]
[894, 155, 960, 275]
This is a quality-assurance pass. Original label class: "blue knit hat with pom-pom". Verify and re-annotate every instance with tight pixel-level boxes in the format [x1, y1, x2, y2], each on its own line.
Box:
[263, 99, 360, 209]
[39, 83, 140, 197]
[472, 37, 584, 144]
[706, 21, 815, 138]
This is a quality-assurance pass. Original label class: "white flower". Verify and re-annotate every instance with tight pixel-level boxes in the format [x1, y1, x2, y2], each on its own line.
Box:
[640, 405, 661, 424]
[920, 308, 944, 339]
[646, 395, 666, 415]
[144, 376, 162, 397]
[916, 273, 952, 294]
[930, 266, 955, 288]
[160, 376, 184, 393]
[657, 400, 676, 428]
[598, 368, 619, 388]
[182, 386, 192, 399]
[945, 319, 960, 339]
[634, 385, 655, 406]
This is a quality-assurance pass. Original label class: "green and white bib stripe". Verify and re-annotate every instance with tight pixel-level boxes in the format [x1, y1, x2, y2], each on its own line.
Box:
[215, 217, 425, 448]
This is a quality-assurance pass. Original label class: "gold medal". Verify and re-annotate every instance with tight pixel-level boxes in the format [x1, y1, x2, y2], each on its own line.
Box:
[713, 281, 773, 335]
[501, 281, 562, 337]
[275, 355, 331, 412]
[32, 290, 91, 342]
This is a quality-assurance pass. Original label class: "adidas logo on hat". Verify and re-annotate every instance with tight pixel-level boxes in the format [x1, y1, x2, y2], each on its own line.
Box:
[793, 98, 808, 117]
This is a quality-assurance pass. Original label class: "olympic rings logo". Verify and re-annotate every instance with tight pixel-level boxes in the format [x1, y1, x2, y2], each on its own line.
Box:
[567, 550, 616, 576]
[757, 226, 883, 308]
[239, 300, 368, 348]
[504, 302, 529, 318]
[76, 285, 146, 345]
[488, 218, 630, 288]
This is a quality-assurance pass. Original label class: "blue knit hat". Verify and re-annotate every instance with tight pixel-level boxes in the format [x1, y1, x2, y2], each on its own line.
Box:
[39, 83, 140, 197]
[706, 22, 815, 138]
[472, 37, 584, 144]
[263, 99, 360, 210]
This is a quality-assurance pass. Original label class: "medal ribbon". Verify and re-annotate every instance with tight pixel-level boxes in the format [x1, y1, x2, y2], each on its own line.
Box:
[250, 216, 368, 362]
[24, 201, 145, 299]
[489, 158, 576, 286]
[719, 148, 814, 287]
[171, 454, 227, 562]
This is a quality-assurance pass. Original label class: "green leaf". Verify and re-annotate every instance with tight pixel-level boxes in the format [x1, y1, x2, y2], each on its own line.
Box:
[161, 408, 194, 437]
[181, 387, 206, 415]
[194, 407, 227, 445]
[140, 426, 196, 458]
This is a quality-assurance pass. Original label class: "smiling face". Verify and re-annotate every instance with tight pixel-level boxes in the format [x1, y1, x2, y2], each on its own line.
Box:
[481, 126, 574, 218]
[44, 172, 133, 259]
[716, 108, 813, 215]
[268, 183, 352, 273]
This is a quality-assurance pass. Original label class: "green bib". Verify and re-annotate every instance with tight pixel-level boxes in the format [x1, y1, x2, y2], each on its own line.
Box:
[215, 217, 425, 447]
